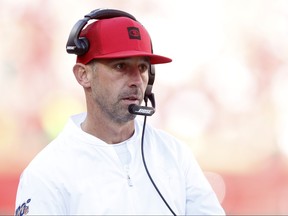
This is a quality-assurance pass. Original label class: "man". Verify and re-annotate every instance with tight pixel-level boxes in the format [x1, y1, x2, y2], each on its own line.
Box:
[15, 8, 225, 215]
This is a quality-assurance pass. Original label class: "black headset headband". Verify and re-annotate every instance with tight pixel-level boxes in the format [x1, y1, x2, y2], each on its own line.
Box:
[66, 9, 136, 56]
[66, 8, 156, 111]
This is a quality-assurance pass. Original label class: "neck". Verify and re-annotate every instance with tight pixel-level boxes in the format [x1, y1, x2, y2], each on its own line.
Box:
[81, 111, 135, 144]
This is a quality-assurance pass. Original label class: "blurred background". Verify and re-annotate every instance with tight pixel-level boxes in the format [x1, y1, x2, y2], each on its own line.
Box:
[1, 0, 288, 215]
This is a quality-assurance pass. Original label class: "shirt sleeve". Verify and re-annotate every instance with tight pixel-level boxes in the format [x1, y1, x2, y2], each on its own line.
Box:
[15, 167, 67, 215]
[182, 145, 226, 215]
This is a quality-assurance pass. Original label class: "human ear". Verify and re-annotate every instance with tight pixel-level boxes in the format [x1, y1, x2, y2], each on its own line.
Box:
[73, 63, 91, 88]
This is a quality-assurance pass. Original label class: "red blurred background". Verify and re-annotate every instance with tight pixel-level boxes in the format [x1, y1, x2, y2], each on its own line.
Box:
[1, 0, 288, 215]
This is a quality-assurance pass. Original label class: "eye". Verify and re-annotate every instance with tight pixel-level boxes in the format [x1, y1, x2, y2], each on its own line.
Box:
[139, 63, 149, 73]
[114, 63, 127, 71]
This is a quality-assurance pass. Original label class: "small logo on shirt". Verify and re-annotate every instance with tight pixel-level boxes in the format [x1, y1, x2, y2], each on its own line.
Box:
[15, 198, 31, 216]
[127, 27, 141, 40]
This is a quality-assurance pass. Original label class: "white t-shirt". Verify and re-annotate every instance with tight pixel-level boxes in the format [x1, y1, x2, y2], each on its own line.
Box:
[15, 113, 225, 215]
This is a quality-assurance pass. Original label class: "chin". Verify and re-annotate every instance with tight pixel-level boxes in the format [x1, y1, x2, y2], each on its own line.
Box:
[113, 113, 136, 125]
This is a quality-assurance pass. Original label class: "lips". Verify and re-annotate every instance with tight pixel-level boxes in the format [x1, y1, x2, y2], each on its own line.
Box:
[120, 89, 142, 105]
[121, 94, 141, 105]
[125, 96, 138, 100]
[123, 95, 140, 103]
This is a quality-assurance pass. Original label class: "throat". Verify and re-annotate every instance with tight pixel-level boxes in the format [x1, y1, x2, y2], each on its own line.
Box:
[81, 118, 135, 144]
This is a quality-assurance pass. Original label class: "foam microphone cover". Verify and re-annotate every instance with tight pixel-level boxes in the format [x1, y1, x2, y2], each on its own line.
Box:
[128, 104, 155, 116]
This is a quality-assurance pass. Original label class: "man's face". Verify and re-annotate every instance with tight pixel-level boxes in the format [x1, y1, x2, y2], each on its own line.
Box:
[88, 57, 150, 124]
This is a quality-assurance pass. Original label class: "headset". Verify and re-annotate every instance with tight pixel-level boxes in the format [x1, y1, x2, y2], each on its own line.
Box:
[66, 8, 155, 116]
[66, 9, 176, 216]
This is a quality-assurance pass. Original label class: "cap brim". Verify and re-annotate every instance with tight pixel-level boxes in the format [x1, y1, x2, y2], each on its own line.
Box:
[90, 50, 172, 64]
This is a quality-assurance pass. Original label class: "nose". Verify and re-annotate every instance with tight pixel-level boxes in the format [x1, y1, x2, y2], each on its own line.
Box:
[128, 67, 146, 88]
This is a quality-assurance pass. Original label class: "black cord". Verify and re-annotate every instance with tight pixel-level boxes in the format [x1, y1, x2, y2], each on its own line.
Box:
[140, 103, 177, 216]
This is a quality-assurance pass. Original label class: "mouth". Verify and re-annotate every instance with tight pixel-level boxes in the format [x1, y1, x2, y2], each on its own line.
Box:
[122, 95, 141, 104]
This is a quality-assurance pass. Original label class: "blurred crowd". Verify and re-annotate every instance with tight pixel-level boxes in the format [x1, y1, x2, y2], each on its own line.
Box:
[1, 0, 288, 215]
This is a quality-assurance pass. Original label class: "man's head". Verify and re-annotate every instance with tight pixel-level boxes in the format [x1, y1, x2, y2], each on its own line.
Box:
[75, 16, 172, 65]
[69, 9, 172, 125]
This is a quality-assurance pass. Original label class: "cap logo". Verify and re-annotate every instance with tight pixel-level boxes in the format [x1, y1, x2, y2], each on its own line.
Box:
[127, 27, 141, 40]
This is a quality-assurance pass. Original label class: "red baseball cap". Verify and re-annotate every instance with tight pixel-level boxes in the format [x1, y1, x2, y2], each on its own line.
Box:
[76, 17, 172, 65]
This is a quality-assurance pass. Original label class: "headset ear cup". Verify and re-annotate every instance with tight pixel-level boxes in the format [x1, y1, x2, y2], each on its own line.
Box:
[76, 37, 89, 56]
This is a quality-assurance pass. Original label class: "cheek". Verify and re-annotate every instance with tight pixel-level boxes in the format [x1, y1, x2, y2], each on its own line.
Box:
[143, 73, 150, 91]
[92, 78, 119, 99]
[143, 72, 149, 85]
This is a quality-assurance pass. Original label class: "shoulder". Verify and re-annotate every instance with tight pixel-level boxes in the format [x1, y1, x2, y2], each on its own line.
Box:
[135, 118, 177, 140]
[22, 137, 63, 178]
[135, 118, 193, 158]
[140, 119, 186, 146]
[25, 113, 85, 173]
